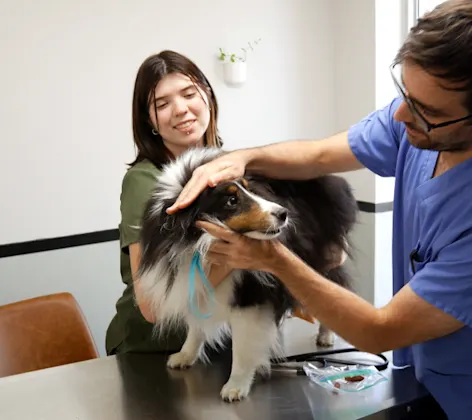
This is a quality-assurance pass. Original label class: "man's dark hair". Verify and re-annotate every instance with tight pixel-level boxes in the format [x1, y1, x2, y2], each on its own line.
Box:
[395, 0, 472, 114]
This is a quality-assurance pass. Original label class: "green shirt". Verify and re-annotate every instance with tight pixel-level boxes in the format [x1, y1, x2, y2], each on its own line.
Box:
[105, 159, 186, 355]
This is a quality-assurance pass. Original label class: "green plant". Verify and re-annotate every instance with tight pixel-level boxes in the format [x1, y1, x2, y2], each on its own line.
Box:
[218, 38, 262, 63]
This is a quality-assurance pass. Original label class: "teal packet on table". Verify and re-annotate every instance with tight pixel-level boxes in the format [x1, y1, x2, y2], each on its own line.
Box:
[303, 363, 387, 394]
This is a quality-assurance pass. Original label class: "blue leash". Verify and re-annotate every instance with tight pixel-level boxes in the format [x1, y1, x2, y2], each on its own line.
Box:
[189, 251, 216, 319]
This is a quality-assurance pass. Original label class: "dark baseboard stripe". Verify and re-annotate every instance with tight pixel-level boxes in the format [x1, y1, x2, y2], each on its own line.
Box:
[357, 200, 394, 213]
[0, 200, 393, 259]
[0, 229, 119, 259]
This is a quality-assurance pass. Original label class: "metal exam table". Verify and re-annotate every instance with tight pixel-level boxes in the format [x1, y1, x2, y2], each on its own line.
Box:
[0, 318, 443, 420]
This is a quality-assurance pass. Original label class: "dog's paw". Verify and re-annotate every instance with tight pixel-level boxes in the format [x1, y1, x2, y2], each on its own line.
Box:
[220, 377, 252, 402]
[316, 330, 335, 347]
[166, 351, 197, 369]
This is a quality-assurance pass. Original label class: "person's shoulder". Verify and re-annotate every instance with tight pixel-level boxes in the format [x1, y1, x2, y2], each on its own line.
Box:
[380, 96, 407, 138]
[125, 159, 161, 178]
[119, 159, 161, 235]
[347, 96, 408, 178]
[122, 159, 161, 188]
[120, 159, 162, 209]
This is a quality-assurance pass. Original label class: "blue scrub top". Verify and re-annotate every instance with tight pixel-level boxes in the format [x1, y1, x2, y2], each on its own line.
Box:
[348, 97, 472, 419]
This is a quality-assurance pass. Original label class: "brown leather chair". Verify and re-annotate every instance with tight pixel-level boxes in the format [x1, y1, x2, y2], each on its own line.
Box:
[0, 292, 99, 378]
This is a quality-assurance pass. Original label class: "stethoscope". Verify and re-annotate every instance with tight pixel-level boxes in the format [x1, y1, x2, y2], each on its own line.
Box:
[270, 347, 389, 375]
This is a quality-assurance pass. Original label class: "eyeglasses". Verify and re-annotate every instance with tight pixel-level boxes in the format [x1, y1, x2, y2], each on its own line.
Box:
[389, 63, 472, 133]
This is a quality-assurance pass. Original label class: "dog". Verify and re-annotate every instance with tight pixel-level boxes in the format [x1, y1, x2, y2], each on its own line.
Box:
[136, 146, 358, 402]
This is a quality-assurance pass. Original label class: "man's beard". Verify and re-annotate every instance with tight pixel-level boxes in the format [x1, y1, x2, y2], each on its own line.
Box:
[405, 123, 472, 152]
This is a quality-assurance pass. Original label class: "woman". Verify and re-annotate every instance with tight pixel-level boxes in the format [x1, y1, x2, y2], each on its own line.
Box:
[105, 50, 228, 355]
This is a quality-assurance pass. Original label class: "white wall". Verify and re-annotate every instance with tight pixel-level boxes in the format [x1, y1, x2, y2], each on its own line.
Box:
[332, 0, 401, 203]
[332, 0, 408, 308]
[330, 0, 376, 303]
[0, 0, 336, 245]
[333, 0, 376, 204]
[418, 0, 444, 14]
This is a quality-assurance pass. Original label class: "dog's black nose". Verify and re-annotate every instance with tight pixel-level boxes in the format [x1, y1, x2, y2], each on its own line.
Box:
[274, 208, 288, 222]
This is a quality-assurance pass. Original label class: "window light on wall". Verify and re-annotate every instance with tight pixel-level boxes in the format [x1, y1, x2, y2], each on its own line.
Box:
[417, 0, 445, 17]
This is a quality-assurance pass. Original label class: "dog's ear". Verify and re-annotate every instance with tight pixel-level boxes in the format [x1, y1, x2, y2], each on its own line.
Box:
[138, 194, 202, 276]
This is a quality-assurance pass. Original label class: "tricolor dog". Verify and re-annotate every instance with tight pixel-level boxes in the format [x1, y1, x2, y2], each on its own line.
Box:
[136, 147, 358, 402]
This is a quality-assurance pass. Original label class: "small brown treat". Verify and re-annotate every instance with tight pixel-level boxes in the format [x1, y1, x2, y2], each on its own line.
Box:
[334, 382, 341, 388]
[345, 375, 365, 382]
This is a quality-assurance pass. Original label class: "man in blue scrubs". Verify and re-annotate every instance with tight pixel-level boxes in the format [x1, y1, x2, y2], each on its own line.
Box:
[167, 1, 472, 418]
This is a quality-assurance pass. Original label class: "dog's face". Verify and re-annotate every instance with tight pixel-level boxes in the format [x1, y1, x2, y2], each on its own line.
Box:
[139, 175, 291, 276]
[197, 178, 289, 240]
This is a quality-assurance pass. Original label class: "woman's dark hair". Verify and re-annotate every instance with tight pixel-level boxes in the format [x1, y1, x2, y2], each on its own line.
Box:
[129, 50, 222, 168]
[394, 0, 472, 114]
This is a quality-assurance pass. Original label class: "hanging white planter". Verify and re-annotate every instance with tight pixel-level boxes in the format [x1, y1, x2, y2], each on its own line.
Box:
[222, 61, 247, 88]
[217, 39, 261, 88]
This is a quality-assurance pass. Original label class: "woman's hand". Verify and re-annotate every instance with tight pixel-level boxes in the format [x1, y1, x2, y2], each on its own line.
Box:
[166, 150, 249, 214]
[196, 221, 283, 273]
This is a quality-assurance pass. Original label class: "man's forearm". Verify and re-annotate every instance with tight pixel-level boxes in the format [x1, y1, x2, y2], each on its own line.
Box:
[242, 131, 364, 180]
[269, 244, 386, 353]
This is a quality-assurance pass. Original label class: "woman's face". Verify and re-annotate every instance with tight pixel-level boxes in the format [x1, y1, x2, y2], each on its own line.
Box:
[150, 73, 211, 157]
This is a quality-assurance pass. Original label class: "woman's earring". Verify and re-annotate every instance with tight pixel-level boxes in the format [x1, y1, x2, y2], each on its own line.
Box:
[152, 128, 158, 136]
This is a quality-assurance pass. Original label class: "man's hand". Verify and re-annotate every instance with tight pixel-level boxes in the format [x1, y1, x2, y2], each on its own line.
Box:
[166, 151, 249, 214]
[207, 263, 233, 289]
[196, 221, 281, 272]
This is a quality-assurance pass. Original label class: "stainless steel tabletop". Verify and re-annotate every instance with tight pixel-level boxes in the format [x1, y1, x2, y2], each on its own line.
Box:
[0, 318, 439, 420]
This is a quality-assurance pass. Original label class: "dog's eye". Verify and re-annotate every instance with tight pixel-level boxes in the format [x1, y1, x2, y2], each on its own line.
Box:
[226, 196, 238, 207]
